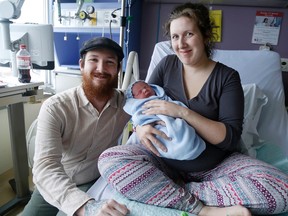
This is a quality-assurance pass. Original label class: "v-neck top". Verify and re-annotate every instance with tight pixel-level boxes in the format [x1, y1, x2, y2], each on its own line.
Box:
[147, 54, 244, 172]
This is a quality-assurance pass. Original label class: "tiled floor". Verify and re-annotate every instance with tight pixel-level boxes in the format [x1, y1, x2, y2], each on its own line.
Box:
[0, 169, 34, 216]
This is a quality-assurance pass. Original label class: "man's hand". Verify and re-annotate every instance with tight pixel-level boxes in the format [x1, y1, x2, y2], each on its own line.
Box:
[82, 199, 129, 216]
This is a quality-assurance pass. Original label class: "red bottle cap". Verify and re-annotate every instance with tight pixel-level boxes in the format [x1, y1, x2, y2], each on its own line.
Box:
[20, 44, 26, 49]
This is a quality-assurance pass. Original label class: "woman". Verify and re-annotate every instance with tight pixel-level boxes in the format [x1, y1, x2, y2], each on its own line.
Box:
[98, 3, 288, 216]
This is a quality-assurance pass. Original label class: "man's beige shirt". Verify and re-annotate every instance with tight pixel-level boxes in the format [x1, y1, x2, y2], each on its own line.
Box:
[33, 85, 130, 215]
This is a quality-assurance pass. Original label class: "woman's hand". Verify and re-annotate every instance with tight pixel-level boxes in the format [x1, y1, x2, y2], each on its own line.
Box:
[135, 123, 170, 156]
[142, 99, 186, 118]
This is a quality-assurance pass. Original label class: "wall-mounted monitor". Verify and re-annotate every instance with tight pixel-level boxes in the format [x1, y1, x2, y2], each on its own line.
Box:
[0, 23, 55, 70]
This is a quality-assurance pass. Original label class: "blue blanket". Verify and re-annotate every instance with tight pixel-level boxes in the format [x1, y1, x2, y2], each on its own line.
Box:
[124, 83, 205, 160]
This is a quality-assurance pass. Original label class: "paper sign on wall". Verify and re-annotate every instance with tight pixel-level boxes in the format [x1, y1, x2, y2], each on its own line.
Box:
[210, 10, 222, 42]
[252, 11, 283, 46]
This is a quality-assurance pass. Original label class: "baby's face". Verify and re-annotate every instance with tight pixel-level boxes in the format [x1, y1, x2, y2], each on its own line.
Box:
[132, 82, 155, 99]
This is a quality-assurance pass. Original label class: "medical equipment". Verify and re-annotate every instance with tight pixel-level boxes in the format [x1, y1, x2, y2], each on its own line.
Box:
[55, 0, 84, 24]
[0, 23, 55, 70]
[0, 0, 55, 76]
[0, 0, 25, 75]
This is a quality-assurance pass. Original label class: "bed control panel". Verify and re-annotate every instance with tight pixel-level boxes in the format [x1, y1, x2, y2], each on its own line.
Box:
[281, 58, 288, 72]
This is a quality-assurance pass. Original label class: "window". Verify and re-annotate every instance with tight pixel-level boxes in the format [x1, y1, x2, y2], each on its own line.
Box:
[14, 0, 48, 24]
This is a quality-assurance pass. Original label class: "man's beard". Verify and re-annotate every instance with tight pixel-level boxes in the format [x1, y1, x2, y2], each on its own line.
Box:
[82, 72, 118, 101]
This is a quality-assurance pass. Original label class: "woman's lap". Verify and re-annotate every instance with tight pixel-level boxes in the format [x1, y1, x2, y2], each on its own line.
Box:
[98, 144, 204, 214]
[98, 144, 288, 215]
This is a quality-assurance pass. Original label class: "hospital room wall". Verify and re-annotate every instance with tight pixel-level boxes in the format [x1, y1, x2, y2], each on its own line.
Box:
[0, 103, 42, 174]
[138, 3, 288, 79]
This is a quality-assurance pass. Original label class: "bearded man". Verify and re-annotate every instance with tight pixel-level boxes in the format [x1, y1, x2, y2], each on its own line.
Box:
[22, 37, 131, 216]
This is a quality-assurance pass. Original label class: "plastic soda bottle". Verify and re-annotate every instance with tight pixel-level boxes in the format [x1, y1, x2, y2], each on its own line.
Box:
[16, 44, 31, 83]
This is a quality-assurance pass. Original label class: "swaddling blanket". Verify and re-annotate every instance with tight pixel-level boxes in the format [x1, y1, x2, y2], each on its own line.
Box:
[124, 83, 205, 160]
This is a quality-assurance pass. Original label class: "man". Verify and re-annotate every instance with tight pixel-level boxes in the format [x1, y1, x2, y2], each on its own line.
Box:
[22, 37, 130, 216]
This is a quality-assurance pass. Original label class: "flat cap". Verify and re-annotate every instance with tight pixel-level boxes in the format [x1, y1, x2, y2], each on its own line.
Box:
[80, 37, 124, 62]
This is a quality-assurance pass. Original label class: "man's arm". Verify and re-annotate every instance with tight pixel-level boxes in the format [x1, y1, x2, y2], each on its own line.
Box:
[32, 101, 91, 215]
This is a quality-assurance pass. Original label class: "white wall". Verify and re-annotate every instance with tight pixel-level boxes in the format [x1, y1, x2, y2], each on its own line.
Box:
[0, 102, 43, 174]
[0, 108, 11, 174]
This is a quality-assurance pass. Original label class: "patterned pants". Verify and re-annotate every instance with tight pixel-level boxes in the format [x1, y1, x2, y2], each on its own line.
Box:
[98, 144, 288, 215]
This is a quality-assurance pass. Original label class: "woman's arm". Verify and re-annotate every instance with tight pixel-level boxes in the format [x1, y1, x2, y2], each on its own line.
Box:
[142, 100, 226, 145]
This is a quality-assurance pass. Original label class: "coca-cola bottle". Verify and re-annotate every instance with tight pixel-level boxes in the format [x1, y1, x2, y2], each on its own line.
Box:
[16, 44, 31, 83]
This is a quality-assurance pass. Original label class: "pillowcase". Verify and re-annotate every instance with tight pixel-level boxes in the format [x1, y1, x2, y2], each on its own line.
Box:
[26, 118, 38, 168]
[212, 49, 288, 157]
[240, 83, 268, 157]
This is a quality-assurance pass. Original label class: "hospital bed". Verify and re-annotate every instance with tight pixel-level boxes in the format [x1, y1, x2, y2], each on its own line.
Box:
[26, 41, 288, 215]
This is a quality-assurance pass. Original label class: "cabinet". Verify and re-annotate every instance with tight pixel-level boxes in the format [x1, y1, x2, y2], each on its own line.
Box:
[53, 69, 82, 93]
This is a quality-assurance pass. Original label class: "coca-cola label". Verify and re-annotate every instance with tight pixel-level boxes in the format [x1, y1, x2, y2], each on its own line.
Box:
[17, 56, 31, 67]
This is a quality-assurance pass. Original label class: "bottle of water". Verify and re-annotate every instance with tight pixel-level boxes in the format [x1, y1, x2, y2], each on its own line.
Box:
[16, 44, 31, 83]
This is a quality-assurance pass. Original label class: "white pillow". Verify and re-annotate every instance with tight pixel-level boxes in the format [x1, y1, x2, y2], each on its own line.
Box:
[212, 49, 288, 156]
[26, 119, 38, 168]
[241, 84, 268, 157]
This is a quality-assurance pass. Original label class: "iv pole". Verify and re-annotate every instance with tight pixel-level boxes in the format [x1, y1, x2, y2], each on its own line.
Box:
[118, 0, 126, 88]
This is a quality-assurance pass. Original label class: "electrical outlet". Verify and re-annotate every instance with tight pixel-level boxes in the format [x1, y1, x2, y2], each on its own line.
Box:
[281, 58, 288, 72]
[96, 9, 120, 28]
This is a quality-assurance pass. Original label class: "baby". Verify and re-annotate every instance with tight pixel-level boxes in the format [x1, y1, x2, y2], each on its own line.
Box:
[124, 80, 206, 160]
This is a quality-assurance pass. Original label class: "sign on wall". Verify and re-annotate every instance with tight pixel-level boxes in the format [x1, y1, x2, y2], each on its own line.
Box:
[210, 10, 222, 42]
[252, 11, 283, 46]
